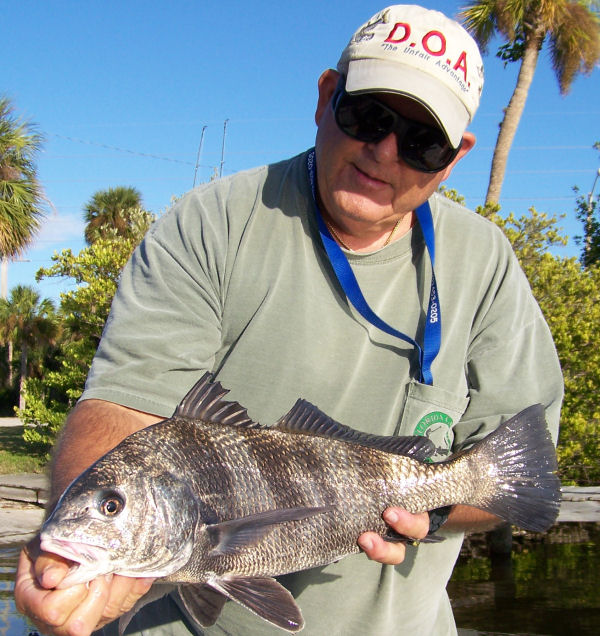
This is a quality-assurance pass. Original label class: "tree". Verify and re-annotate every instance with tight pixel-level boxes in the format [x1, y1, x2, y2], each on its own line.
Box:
[0, 296, 16, 388]
[83, 186, 146, 244]
[480, 204, 567, 271]
[0, 97, 46, 258]
[573, 142, 600, 266]
[0, 285, 57, 410]
[574, 185, 600, 266]
[0, 97, 46, 295]
[472, 200, 600, 484]
[20, 207, 155, 454]
[528, 256, 600, 484]
[460, 1, 600, 205]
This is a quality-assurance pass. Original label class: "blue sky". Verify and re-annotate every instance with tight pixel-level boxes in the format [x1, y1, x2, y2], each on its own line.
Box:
[2, 0, 600, 302]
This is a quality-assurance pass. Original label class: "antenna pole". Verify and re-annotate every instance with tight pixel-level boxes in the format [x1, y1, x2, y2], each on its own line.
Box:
[193, 125, 207, 188]
[219, 119, 229, 178]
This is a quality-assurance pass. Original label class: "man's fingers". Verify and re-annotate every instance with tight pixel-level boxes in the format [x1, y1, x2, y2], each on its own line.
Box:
[32, 550, 72, 589]
[383, 508, 430, 540]
[15, 549, 89, 634]
[15, 545, 155, 636]
[56, 576, 112, 636]
[98, 575, 155, 627]
[358, 532, 407, 565]
[357, 508, 431, 566]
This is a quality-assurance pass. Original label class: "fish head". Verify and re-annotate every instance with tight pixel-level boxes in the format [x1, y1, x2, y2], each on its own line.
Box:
[40, 458, 198, 588]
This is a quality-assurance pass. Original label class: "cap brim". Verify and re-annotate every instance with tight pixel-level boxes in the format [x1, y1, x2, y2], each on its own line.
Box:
[344, 59, 469, 148]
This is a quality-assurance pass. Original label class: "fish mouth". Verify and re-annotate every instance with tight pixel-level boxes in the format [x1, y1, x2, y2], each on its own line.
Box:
[40, 536, 111, 587]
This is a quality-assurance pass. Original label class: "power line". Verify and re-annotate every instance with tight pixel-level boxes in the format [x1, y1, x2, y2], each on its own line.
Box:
[458, 169, 593, 175]
[50, 133, 195, 166]
[476, 145, 595, 151]
[49, 132, 597, 169]
[50, 110, 600, 128]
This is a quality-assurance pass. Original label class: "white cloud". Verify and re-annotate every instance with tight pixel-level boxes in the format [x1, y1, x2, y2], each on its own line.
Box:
[31, 210, 86, 251]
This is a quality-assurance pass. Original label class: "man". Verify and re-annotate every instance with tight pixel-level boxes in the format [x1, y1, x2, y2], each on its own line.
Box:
[16, 5, 563, 635]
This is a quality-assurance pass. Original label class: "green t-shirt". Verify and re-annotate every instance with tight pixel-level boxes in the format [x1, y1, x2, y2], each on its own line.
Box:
[84, 150, 562, 635]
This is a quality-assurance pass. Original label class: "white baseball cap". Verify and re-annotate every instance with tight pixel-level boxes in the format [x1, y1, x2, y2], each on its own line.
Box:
[337, 5, 484, 148]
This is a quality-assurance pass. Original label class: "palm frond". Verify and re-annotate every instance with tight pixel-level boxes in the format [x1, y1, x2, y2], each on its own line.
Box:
[548, 2, 600, 93]
[0, 96, 46, 258]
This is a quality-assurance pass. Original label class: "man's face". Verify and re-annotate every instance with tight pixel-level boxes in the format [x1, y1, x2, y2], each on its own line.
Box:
[314, 70, 474, 228]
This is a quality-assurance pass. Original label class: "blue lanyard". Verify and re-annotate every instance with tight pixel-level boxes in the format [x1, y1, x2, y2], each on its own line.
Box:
[307, 149, 441, 385]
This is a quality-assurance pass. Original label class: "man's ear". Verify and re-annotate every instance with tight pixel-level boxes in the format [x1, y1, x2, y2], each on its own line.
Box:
[439, 131, 476, 180]
[315, 69, 341, 126]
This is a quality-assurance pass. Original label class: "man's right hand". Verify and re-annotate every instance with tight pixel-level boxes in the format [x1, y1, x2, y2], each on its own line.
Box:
[15, 541, 154, 636]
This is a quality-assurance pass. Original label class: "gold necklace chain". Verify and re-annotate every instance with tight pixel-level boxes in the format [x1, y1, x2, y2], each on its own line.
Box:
[323, 217, 402, 251]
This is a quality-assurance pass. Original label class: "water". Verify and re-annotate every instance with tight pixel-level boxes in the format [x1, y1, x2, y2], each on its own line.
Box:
[0, 544, 37, 636]
[449, 523, 600, 635]
[1, 525, 599, 636]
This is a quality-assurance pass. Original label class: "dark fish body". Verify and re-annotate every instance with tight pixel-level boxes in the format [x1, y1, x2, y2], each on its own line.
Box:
[40, 374, 560, 633]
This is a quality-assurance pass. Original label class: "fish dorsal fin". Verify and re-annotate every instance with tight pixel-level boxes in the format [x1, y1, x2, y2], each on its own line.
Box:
[208, 575, 304, 633]
[276, 399, 436, 461]
[174, 372, 255, 427]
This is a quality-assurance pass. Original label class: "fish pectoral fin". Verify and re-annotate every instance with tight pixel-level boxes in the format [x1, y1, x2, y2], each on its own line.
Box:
[177, 583, 228, 628]
[207, 506, 334, 555]
[211, 575, 304, 633]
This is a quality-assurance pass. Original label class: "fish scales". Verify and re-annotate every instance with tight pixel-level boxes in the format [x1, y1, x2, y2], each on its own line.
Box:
[160, 422, 482, 578]
[38, 373, 561, 633]
[173, 421, 388, 576]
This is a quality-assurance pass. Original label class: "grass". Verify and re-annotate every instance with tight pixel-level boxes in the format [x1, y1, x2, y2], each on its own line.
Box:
[0, 425, 47, 474]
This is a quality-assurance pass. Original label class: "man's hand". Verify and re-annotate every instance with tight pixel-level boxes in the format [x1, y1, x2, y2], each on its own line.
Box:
[15, 544, 154, 636]
[357, 508, 430, 565]
[14, 400, 163, 635]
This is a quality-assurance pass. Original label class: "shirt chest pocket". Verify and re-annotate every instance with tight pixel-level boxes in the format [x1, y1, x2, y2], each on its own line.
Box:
[395, 381, 470, 462]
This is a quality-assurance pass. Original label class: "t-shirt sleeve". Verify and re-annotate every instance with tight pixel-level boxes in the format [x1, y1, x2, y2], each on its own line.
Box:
[81, 189, 228, 416]
[452, 239, 563, 451]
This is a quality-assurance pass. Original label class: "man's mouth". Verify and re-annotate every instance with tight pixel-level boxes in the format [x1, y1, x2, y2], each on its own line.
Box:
[353, 163, 390, 187]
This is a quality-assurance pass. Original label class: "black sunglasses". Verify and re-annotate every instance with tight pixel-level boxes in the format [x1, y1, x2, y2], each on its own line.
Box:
[332, 83, 461, 173]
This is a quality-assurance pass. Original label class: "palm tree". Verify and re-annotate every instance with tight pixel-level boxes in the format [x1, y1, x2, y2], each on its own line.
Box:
[0, 285, 57, 409]
[1, 97, 46, 298]
[0, 297, 17, 388]
[460, 1, 600, 205]
[83, 186, 145, 244]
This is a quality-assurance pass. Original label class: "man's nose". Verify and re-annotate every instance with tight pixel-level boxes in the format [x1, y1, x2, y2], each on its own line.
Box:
[368, 131, 399, 163]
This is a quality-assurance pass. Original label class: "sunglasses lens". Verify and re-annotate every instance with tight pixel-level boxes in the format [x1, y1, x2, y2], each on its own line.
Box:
[333, 89, 457, 173]
[335, 95, 394, 142]
[400, 126, 458, 172]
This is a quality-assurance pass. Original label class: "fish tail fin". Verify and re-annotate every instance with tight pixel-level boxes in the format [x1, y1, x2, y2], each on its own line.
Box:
[461, 404, 560, 532]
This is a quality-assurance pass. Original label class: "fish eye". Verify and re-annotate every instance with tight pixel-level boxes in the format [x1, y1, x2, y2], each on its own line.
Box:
[98, 491, 125, 517]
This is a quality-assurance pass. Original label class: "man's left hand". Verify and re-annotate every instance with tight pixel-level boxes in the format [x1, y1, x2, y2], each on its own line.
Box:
[358, 508, 430, 565]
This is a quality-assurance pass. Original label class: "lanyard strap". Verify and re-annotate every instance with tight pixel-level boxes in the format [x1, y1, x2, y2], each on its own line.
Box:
[307, 149, 441, 385]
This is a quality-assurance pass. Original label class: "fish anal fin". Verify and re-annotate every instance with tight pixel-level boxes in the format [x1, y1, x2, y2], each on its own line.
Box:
[277, 399, 435, 461]
[207, 506, 334, 555]
[174, 372, 255, 427]
[211, 575, 304, 633]
[177, 583, 228, 628]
